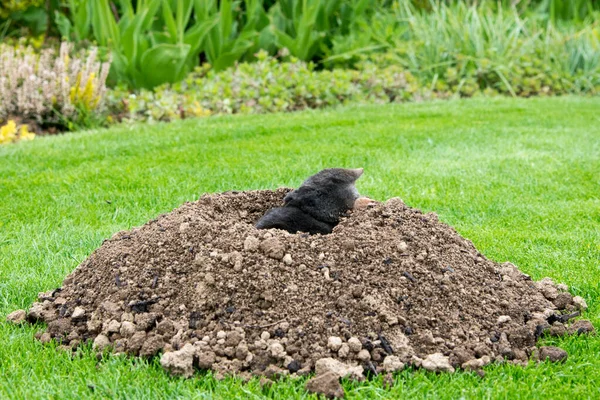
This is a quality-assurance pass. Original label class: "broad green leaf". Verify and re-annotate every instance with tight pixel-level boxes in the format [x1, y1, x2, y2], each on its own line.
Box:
[140, 43, 191, 88]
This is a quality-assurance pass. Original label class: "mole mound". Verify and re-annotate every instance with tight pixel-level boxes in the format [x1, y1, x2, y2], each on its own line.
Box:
[23, 189, 592, 384]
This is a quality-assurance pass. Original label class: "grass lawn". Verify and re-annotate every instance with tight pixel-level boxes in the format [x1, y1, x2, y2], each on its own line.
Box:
[1, 97, 599, 399]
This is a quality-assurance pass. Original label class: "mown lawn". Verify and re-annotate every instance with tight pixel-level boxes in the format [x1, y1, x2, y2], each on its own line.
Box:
[1, 97, 599, 399]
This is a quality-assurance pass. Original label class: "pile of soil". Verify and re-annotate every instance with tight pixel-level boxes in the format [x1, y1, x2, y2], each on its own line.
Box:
[15, 189, 594, 396]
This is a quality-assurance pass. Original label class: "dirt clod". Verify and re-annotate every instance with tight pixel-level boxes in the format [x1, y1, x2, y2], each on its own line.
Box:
[421, 353, 455, 373]
[315, 357, 364, 381]
[160, 343, 195, 377]
[17, 189, 594, 386]
[538, 346, 568, 363]
[569, 320, 595, 335]
[305, 371, 345, 399]
[6, 309, 26, 324]
[382, 355, 405, 372]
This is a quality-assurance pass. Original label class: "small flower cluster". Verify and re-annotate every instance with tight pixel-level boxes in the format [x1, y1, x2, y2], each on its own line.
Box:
[0, 42, 111, 128]
[0, 120, 35, 145]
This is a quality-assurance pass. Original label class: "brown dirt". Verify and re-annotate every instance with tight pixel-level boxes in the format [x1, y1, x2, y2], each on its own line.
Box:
[21, 189, 593, 384]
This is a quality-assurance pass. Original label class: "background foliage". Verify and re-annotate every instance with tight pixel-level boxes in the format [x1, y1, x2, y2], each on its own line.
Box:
[1, 0, 599, 135]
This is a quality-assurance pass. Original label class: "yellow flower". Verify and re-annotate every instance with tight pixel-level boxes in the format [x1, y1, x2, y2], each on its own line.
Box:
[19, 125, 35, 141]
[0, 120, 17, 144]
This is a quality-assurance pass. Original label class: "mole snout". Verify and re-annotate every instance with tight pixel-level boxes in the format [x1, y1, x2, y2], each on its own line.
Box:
[255, 168, 364, 234]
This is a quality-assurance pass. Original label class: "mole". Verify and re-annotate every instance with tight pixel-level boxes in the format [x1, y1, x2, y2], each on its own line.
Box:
[255, 168, 364, 234]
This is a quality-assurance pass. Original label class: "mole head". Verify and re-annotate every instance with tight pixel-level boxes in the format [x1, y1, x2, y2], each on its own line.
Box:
[285, 168, 364, 212]
[303, 168, 364, 187]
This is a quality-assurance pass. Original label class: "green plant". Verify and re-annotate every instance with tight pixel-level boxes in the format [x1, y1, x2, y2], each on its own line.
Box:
[269, 0, 376, 62]
[346, 1, 600, 97]
[0, 41, 111, 130]
[196, 0, 259, 72]
[54, 0, 91, 42]
[88, 0, 217, 89]
[105, 50, 417, 123]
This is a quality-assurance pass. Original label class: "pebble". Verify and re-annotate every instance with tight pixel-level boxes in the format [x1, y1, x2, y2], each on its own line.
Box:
[421, 353, 455, 373]
[71, 307, 85, 319]
[538, 346, 568, 363]
[347, 337, 362, 352]
[335, 344, 349, 359]
[6, 309, 26, 324]
[93, 334, 110, 350]
[268, 342, 286, 359]
[382, 355, 405, 372]
[572, 296, 588, 311]
[357, 349, 371, 362]
[569, 319, 595, 335]
[327, 336, 343, 352]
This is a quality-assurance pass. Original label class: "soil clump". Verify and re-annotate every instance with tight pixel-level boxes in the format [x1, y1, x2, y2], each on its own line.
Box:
[16, 189, 594, 397]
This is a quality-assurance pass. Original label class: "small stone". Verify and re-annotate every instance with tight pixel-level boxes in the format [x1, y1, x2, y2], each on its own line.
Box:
[536, 277, 559, 300]
[197, 350, 216, 369]
[235, 342, 249, 360]
[204, 273, 215, 285]
[260, 331, 270, 341]
[160, 343, 195, 377]
[258, 377, 273, 387]
[264, 364, 288, 379]
[548, 323, 567, 337]
[39, 332, 52, 344]
[397, 241, 408, 252]
[538, 346, 568, 363]
[156, 319, 175, 335]
[305, 371, 344, 399]
[347, 337, 362, 352]
[327, 336, 343, 352]
[27, 303, 45, 322]
[225, 331, 243, 347]
[93, 334, 110, 350]
[6, 309, 26, 324]
[120, 321, 136, 337]
[71, 307, 85, 319]
[552, 292, 573, 309]
[382, 355, 405, 373]
[461, 356, 491, 371]
[139, 334, 165, 357]
[572, 296, 588, 311]
[569, 320, 595, 335]
[259, 238, 285, 260]
[268, 342, 286, 359]
[338, 343, 350, 359]
[216, 330, 226, 340]
[105, 319, 121, 334]
[497, 315, 511, 325]
[357, 349, 371, 362]
[314, 357, 364, 380]
[243, 236, 260, 251]
[421, 353, 455, 373]
[282, 254, 293, 265]
[128, 331, 147, 353]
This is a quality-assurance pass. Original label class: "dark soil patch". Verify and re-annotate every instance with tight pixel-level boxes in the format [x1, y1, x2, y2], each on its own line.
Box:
[21, 189, 593, 387]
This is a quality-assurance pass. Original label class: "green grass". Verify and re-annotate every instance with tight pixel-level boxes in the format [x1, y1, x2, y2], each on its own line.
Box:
[1, 97, 599, 399]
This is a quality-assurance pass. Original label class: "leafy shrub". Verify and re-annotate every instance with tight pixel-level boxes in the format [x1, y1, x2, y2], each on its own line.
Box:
[106, 50, 418, 122]
[0, 41, 111, 130]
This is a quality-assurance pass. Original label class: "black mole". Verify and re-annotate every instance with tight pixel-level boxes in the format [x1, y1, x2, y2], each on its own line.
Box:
[255, 168, 363, 234]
